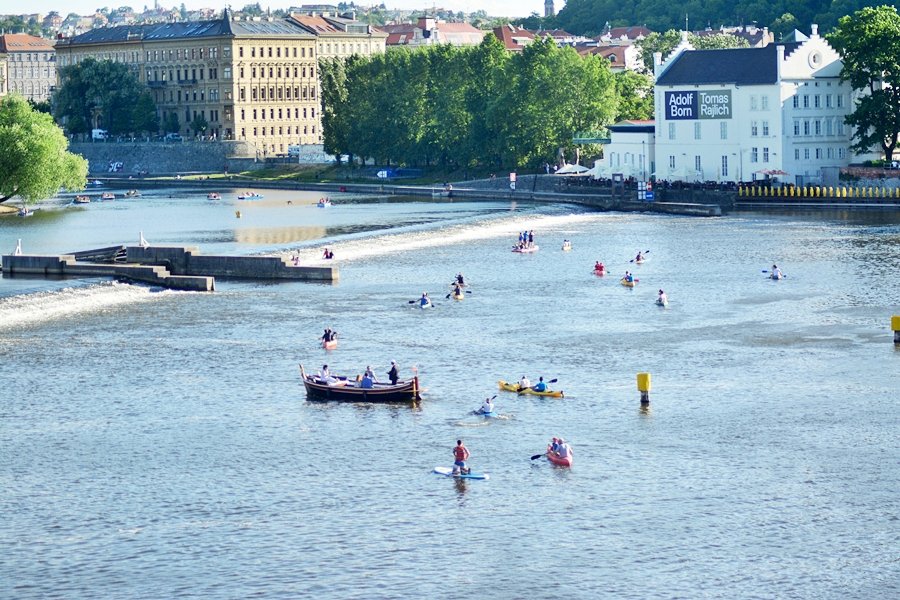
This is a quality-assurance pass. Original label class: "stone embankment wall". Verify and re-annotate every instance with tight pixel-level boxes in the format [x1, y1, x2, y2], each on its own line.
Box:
[70, 141, 332, 175]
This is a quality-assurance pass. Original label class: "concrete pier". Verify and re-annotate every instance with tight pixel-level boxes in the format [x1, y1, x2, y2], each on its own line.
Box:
[1, 245, 337, 291]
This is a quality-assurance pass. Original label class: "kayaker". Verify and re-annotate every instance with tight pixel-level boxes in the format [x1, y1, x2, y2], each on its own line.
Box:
[658, 289, 668, 304]
[594, 261, 604, 272]
[452, 439, 471, 475]
[532, 377, 548, 393]
[635, 251, 644, 262]
[518, 375, 531, 391]
[419, 292, 430, 307]
[624, 271, 634, 283]
[479, 397, 494, 414]
[549, 437, 560, 453]
[557, 439, 572, 460]
[771, 264, 783, 279]
[387, 360, 399, 385]
[456, 273, 465, 285]
[452, 284, 462, 297]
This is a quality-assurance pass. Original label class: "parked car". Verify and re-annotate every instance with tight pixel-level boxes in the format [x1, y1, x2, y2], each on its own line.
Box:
[164, 133, 183, 142]
[92, 128, 109, 140]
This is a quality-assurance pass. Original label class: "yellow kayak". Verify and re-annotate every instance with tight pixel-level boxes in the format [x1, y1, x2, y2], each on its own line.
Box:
[497, 380, 564, 398]
[620, 278, 636, 288]
[452, 293, 465, 301]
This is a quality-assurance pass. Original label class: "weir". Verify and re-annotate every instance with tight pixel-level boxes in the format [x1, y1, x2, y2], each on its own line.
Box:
[0, 245, 337, 291]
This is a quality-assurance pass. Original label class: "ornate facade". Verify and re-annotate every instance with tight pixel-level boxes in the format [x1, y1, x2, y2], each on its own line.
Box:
[54, 11, 322, 156]
[0, 34, 56, 102]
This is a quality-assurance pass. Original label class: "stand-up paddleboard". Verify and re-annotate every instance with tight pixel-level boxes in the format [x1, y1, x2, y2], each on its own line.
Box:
[433, 466, 489, 480]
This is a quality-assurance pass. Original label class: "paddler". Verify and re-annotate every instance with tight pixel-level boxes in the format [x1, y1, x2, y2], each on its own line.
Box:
[531, 377, 548, 393]
[456, 272, 465, 285]
[594, 261, 605, 272]
[478, 397, 494, 415]
[518, 375, 531, 391]
[419, 292, 430, 307]
[452, 439, 471, 475]
[658, 289, 668, 305]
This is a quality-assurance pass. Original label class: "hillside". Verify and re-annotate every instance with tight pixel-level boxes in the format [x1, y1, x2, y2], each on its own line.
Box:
[554, 0, 881, 38]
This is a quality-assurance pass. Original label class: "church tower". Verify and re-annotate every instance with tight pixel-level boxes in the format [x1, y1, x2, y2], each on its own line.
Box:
[544, 0, 555, 18]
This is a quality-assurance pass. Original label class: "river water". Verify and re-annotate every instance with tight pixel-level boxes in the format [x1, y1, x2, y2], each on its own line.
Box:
[1, 189, 898, 599]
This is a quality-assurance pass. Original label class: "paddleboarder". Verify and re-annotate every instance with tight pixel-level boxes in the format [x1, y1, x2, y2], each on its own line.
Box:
[452, 439, 470, 475]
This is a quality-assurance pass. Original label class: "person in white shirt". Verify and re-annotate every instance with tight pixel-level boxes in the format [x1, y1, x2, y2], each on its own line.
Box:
[479, 397, 495, 414]
[518, 375, 531, 390]
[557, 439, 572, 459]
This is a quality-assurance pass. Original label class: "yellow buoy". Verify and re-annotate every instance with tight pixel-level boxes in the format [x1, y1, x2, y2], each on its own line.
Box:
[893, 315, 900, 344]
[637, 372, 651, 404]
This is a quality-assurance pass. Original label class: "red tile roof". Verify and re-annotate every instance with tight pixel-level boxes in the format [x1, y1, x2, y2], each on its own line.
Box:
[0, 33, 55, 53]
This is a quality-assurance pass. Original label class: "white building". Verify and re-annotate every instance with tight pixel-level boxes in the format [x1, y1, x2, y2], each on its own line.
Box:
[650, 26, 852, 184]
[601, 120, 655, 180]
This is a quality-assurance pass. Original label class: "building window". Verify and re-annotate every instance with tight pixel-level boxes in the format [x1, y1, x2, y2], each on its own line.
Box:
[815, 120, 822, 135]
[792, 96, 799, 108]
[695, 155, 701, 171]
[224, 68, 231, 79]
[795, 149, 800, 160]
[762, 121, 769, 136]
[251, 48, 256, 58]
[814, 95, 821, 108]
[751, 121, 758, 136]
[803, 121, 810, 135]
[721, 155, 728, 177]
[839, 148, 845, 158]
[826, 94, 832, 108]
[761, 96, 769, 110]
[837, 95, 844, 108]
[803, 95, 809, 108]
[720, 122, 727, 140]
[668, 123, 675, 140]
[763, 147, 769, 162]
[826, 119, 833, 136]
[750, 95, 758, 110]
[804, 148, 810, 159]
[827, 148, 834, 159]
[669, 155, 675, 169]
[253, 109, 257, 119]
[751, 147, 758, 163]
[815, 148, 822, 159]
[694, 122, 701, 140]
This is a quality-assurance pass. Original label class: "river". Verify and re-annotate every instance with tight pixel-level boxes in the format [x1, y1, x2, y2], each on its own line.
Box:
[1, 189, 898, 599]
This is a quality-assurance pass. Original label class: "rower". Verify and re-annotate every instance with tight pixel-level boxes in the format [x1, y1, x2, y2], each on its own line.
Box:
[419, 292, 430, 307]
[456, 273, 465, 285]
[518, 375, 531, 390]
[658, 289, 668, 304]
[532, 377, 547, 393]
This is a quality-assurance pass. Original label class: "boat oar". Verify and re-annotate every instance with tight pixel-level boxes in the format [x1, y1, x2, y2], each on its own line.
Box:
[530, 452, 547, 460]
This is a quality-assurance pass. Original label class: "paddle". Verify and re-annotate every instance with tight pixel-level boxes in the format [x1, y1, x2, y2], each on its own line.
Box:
[629, 250, 650, 263]
[531, 452, 548, 460]
[445, 290, 473, 299]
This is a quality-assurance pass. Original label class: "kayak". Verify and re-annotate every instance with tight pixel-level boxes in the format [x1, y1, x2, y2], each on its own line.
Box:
[656, 298, 668, 307]
[451, 293, 465, 301]
[620, 278, 636, 288]
[546, 447, 573, 467]
[419, 301, 433, 309]
[562, 244, 572, 251]
[497, 380, 564, 397]
[322, 339, 337, 350]
[512, 245, 539, 253]
[433, 466, 489, 480]
[770, 273, 783, 280]
[473, 409, 497, 418]
[593, 269, 606, 277]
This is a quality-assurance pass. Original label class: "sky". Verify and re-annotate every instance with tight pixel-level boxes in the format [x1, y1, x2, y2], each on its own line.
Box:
[14, 1, 541, 20]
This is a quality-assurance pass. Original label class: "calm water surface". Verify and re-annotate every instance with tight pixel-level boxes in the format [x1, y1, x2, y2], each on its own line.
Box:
[1, 190, 898, 599]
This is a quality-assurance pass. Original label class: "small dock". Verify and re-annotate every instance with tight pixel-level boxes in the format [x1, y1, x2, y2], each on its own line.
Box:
[1, 245, 337, 291]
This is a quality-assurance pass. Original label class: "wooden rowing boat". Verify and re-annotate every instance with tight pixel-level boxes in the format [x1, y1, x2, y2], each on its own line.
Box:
[299, 364, 420, 402]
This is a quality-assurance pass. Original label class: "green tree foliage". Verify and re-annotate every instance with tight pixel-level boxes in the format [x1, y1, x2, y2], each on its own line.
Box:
[556, 0, 878, 36]
[131, 91, 160, 135]
[828, 5, 900, 161]
[164, 112, 180, 134]
[614, 71, 655, 121]
[635, 30, 749, 72]
[54, 58, 155, 136]
[322, 37, 618, 169]
[190, 113, 209, 136]
[769, 13, 799, 41]
[0, 95, 88, 204]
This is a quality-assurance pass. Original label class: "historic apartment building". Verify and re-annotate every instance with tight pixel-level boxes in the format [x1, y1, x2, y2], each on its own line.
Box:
[0, 34, 57, 102]
[288, 12, 387, 59]
[54, 11, 326, 156]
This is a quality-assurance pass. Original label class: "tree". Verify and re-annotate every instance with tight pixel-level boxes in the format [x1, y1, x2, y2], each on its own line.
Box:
[164, 112, 180, 134]
[54, 57, 152, 136]
[190, 114, 208, 137]
[131, 91, 159, 135]
[770, 13, 799, 41]
[0, 95, 88, 205]
[614, 70, 654, 121]
[828, 5, 900, 161]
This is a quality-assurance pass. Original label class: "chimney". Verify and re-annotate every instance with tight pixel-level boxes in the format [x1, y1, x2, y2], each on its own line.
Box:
[776, 45, 785, 82]
[811, 24, 818, 37]
[762, 27, 769, 46]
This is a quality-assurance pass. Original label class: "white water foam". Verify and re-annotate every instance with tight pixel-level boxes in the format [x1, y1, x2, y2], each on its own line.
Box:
[284, 211, 623, 264]
[0, 281, 168, 331]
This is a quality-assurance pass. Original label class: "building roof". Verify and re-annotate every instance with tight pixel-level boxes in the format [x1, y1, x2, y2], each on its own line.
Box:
[0, 34, 56, 53]
[60, 12, 313, 46]
[606, 26, 651, 40]
[609, 119, 655, 133]
[656, 43, 802, 86]
[289, 14, 343, 34]
[492, 24, 535, 51]
[579, 44, 628, 68]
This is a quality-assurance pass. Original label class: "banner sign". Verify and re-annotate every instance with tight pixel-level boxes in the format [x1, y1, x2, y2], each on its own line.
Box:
[665, 90, 732, 120]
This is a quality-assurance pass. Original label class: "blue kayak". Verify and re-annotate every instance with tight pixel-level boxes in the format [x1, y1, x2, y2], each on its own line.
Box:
[433, 466, 489, 480]
[473, 409, 498, 418]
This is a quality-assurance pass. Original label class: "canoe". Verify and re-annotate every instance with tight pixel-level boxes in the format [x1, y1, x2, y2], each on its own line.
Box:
[433, 466, 488, 480]
[317, 200, 332, 207]
[620, 278, 636, 288]
[238, 193, 263, 200]
[512, 245, 539, 253]
[322, 339, 337, 350]
[299, 364, 420, 403]
[497, 380, 564, 398]
[73, 195, 91, 204]
[546, 447, 573, 467]
[101, 192, 116, 200]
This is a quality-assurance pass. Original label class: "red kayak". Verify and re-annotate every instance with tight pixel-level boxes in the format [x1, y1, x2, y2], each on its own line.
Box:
[546, 446, 572, 467]
[593, 268, 606, 277]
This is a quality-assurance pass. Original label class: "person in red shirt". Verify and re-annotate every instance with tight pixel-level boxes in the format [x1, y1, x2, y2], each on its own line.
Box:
[452, 440, 470, 475]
